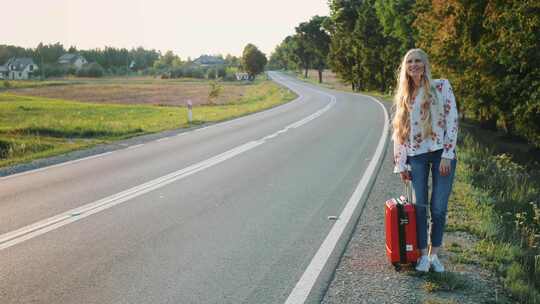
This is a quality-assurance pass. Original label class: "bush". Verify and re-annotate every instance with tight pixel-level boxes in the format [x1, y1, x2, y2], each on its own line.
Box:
[191, 67, 205, 79]
[217, 66, 226, 79]
[43, 64, 67, 78]
[3, 80, 11, 89]
[65, 66, 77, 76]
[170, 67, 184, 78]
[208, 81, 222, 102]
[76, 63, 104, 77]
[223, 67, 238, 81]
[207, 68, 217, 79]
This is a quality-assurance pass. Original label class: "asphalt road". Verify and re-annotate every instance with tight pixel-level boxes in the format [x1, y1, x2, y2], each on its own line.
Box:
[0, 72, 387, 304]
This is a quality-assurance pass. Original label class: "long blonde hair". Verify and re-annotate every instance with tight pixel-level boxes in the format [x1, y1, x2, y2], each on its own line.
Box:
[392, 49, 435, 145]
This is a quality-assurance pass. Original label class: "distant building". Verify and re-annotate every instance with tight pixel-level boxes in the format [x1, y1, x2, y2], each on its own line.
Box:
[58, 53, 88, 69]
[193, 55, 225, 66]
[0, 58, 39, 80]
[0, 65, 7, 80]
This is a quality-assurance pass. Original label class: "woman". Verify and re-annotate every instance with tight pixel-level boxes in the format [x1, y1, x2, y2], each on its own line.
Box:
[392, 49, 458, 273]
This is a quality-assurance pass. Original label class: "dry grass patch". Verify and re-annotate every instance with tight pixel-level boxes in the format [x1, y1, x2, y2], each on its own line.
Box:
[5, 78, 257, 106]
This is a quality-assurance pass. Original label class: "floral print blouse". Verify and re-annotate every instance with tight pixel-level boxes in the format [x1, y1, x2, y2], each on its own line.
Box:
[393, 79, 458, 173]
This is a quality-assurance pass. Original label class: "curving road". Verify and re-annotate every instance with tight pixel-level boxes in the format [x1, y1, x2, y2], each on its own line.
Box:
[0, 72, 388, 304]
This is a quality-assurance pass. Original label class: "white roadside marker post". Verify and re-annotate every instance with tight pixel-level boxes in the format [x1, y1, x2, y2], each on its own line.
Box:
[187, 100, 193, 124]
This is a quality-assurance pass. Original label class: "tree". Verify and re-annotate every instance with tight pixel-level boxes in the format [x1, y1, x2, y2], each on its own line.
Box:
[414, 0, 540, 145]
[353, 0, 395, 92]
[35, 42, 65, 63]
[295, 15, 331, 83]
[0, 45, 31, 64]
[374, 0, 416, 53]
[268, 35, 301, 71]
[290, 34, 312, 79]
[153, 50, 181, 70]
[224, 54, 240, 67]
[327, 0, 392, 91]
[327, 0, 362, 90]
[241, 44, 267, 80]
[129, 47, 160, 71]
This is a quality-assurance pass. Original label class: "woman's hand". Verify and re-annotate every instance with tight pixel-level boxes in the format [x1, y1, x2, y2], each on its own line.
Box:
[400, 171, 411, 182]
[439, 158, 452, 176]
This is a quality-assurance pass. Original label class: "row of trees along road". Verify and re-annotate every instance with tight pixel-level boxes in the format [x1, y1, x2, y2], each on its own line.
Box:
[269, 0, 540, 148]
[269, 15, 330, 83]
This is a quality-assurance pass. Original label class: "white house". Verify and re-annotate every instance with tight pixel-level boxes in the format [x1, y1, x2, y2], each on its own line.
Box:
[0, 58, 38, 80]
[58, 53, 88, 69]
[0, 65, 7, 80]
[235, 72, 250, 81]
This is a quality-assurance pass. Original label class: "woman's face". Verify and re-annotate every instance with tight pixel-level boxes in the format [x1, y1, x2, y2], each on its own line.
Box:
[405, 52, 425, 79]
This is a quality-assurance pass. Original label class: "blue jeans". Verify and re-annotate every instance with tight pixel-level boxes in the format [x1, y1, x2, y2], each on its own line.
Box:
[408, 149, 456, 250]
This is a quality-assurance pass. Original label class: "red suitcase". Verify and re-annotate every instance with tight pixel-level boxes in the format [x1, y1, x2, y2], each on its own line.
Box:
[385, 182, 420, 270]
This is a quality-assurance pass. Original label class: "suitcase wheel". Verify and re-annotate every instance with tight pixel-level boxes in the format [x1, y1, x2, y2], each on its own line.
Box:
[392, 263, 401, 272]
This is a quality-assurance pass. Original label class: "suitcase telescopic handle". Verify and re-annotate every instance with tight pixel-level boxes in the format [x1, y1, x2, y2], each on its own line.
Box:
[403, 180, 414, 204]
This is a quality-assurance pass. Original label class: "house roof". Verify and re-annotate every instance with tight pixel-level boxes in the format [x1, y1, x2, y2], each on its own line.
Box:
[193, 55, 225, 65]
[6, 58, 36, 71]
[58, 53, 86, 64]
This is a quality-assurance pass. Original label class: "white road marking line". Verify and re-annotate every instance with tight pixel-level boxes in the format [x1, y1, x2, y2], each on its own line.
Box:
[262, 134, 279, 141]
[126, 144, 144, 150]
[0, 141, 262, 251]
[156, 137, 170, 142]
[0, 76, 335, 250]
[284, 91, 390, 304]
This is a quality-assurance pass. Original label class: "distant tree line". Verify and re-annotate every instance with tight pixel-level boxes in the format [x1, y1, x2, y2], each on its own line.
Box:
[0, 43, 245, 80]
[269, 0, 540, 147]
[0, 43, 160, 76]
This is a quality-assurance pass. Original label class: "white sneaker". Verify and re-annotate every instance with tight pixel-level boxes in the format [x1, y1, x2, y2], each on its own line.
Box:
[415, 255, 430, 272]
[430, 254, 445, 272]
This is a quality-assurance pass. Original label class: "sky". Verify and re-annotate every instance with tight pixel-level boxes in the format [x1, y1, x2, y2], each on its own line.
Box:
[3, 0, 329, 59]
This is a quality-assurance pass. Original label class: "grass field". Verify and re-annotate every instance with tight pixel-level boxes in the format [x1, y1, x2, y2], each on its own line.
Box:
[3, 77, 265, 106]
[0, 79, 296, 168]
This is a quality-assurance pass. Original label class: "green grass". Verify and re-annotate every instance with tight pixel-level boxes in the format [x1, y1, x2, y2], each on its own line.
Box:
[0, 80, 296, 168]
[407, 270, 468, 293]
[446, 134, 540, 304]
